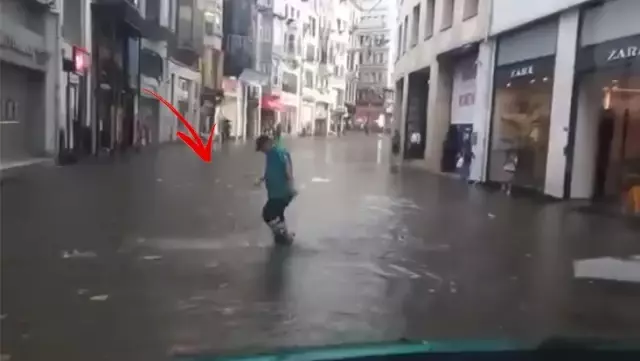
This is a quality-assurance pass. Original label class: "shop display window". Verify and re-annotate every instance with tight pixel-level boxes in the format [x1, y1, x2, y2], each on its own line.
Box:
[488, 60, 554, 190]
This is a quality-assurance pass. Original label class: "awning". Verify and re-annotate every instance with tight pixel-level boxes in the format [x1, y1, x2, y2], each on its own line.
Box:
[261, 95, 284, 112]
[239, 69, 269, 87]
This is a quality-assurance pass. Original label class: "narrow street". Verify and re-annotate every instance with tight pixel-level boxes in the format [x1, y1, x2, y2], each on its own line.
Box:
[1, 135, 640, 361]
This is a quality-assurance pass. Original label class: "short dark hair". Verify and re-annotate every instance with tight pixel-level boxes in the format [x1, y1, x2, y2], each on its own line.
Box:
[255, 135, 271, 151]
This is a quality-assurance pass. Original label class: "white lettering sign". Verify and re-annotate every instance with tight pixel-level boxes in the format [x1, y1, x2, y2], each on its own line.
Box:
[510, 65, 534, 78]
[606, 46, 640, 62]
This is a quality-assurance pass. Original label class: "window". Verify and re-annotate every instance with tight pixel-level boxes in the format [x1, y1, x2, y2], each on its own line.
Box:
[425, 0, 435, 39]
[463, 0, 479, 20]
[282, 71, 298, 93]
[310, 17, 317, 36]
[306, 44, 315, 62]
[271, 61, 280, 86]
[304, 70, 314, 88]
[286, 34, 296, 54]
[140, 48, 163, 80]
[336, 89, 344, 105]
[441, 0, 454, 30]
[411, 4, 420, 47]
[403, 16, 409, 53]
[204, 13, 214, 36]
[396, 24, 403, 60]
[489, 60, 554, 191]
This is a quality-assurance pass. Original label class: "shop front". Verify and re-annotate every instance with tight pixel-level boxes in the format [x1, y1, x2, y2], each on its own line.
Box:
[404, 70, 429, 160]
[92, 0, 143, 154]
[568, 0, 640, 210]
[61, 45, 91, 159]
[260, 94, 285, 133]
[487, 19, 558, 193]
[315, 102, 329, 136]
[0, 1, 55, 167]
[443, 55, 477, 175]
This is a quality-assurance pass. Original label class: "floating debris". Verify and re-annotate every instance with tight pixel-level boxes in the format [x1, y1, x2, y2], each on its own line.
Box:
[388, 264, 421, 279]
[141, 255, 163, 261]
[0, 314, 7, 320]
[311, 177, 331, 183]
[77, 289, 89, 295]
[156, 178, 163, 182]
[488, 213, 496, 219]
[1, 354, 11, 361]
[89, 294, 109, 302]
[61, 249, 97, 259]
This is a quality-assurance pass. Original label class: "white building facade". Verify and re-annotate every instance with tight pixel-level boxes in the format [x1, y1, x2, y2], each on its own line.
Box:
[394, 0, 492, 181]
[488, 0, 640, 201]
[394, 0, 640, 203]
[354, 0, 392, 130]
[267, 0, 359, 136]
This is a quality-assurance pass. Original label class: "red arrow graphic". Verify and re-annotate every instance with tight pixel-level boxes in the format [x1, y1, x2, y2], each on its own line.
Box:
[142, 88, 215, 162]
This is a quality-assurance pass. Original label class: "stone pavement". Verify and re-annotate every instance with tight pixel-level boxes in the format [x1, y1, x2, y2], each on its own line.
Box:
[1, 134, 640, 361]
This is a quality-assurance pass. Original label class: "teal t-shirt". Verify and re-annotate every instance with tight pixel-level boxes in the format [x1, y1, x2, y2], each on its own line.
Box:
[264, 146, 292, 200]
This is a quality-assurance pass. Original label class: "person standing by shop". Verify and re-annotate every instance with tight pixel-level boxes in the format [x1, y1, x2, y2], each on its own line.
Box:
[390, 129, 401, 171]
[502, 149, 518, 196]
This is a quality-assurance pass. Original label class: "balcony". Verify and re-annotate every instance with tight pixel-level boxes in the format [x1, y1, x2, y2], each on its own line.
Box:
[168, 0, 204, 66]
[141, 0, 172, 41]
[223, 34, 254, 77]
[92, 0, 145, 34]
[256, 0, 273, 13]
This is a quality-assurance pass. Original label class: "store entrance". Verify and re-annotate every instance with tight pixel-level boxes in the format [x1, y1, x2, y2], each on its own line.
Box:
[571, 69, 640, 208]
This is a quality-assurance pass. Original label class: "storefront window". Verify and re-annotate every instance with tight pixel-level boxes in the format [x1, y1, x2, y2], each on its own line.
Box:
[489, 57, 555, 190]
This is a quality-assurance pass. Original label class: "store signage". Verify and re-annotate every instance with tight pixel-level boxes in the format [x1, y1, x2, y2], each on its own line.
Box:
[0, 31, 49, 66]
[72, 46, 90, 74]
[606, 46, 640, 62]
[510, 65, 534, 78]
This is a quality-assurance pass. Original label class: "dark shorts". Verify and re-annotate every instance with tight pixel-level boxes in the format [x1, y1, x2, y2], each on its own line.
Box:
[262, 196, 293, 223]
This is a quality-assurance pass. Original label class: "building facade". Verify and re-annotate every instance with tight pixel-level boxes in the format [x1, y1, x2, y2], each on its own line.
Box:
[253, 0, 360, 137]
[200, 0, 224, 138]
[56, 0, 204, 159]
[394, 0, 491, 180]
[354, 0, 392, 131]
[1, 0, 61, 169]
[488, 0, 640, 201]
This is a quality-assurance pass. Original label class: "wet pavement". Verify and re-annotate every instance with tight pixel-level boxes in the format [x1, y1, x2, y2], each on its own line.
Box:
[2, 134, 640, 361]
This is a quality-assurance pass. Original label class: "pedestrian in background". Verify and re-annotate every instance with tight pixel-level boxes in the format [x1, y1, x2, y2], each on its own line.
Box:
[391, 129, 401, 171]
[502, 149, 518, 196]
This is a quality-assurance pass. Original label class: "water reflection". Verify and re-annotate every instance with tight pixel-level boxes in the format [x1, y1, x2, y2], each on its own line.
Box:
[263, 246, 293, 299]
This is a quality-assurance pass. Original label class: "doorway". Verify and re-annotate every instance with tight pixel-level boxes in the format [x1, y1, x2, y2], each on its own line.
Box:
[571, 69, 640, 203]
[404, 70, 429, 160]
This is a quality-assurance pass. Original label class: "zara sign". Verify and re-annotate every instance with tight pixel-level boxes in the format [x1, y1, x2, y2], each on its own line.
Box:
[510, 65, 534, 78]
[606, 46, 640, 62]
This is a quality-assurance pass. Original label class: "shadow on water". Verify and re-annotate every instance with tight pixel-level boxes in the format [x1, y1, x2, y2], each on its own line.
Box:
[263, 245, 294, 298]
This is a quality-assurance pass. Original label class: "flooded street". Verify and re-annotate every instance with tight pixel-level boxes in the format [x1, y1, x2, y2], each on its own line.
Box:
[2, 135, 640, 361]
